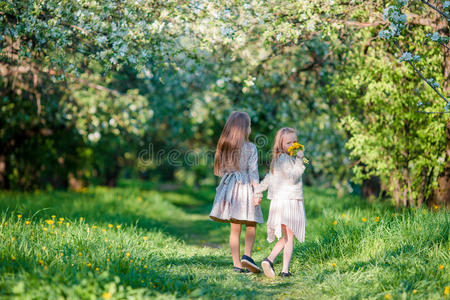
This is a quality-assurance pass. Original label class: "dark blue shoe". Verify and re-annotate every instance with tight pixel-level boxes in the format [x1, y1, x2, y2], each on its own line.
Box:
[279, 271, 292, 277]
[261, 258, 276, 278]
[233, 266, 250, 273]
[241, 255, 261, 273]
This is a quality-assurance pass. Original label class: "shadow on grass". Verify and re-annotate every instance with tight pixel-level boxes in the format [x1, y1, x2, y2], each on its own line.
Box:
[0, 244, 279, 299]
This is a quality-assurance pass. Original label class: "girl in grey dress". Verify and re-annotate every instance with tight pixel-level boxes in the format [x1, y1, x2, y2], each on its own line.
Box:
[254, 127, 306, 278]
[209, 111, 263, 273]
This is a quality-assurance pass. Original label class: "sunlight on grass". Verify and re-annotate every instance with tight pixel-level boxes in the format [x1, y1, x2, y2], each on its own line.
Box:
[0, 182, 448, 299]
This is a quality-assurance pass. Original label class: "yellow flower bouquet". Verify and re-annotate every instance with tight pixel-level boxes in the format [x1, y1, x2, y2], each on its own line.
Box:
[288, 142, 309, 164]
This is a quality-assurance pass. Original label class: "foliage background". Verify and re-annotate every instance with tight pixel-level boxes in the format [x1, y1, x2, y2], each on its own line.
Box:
[0, 0, 448, 207]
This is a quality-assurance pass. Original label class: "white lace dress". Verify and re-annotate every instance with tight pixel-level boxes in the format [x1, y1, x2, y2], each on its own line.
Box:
[255, 153, 306, 242]
[209, 142, 264, 224]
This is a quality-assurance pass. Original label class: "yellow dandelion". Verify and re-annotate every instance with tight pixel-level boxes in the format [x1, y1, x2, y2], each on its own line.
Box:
[11, 255, 16, 261]
[102, 228, 106, 233]
[102, 292, 112, 299]
[130, 259, 133, 263]
[385, 294, 391, 299]
[143, 236, 148, 241]
[141, 258, 144, 261]
[39, 259, 44, 265]
[362, 217, 367, 222]
[444, 286, 449, 296]
[17, 214, 22, 219]
[92, 225, 97, 229]
[42, 246, 47, 251]
[116, 225, 121, 229]
[137, 196, 143, 202]
[60, 253, 64, 257]
[412, 289, 417, 294]
[96, 267, 99, 271]
[105, 238, 108, 242]
[80, 217, 84, 221]
[439, 264, 444, 270]
[341, 214, 346, 218]
[433, 204, 438, 210]
[144, 265, 148, 269]
[87, 263, 91, 267]
[375, 217, 380, 222]
[25, 220, 30, 225]
[51, 215, 56, 219]
[333, 221, 337, 226]
[257, 247, 261, 251]
[126, 252, 130, 257]
[107, 258, 110, 262]
[108, 224, 113, 228]
[59, 217, 64, 221]
[79, 252, 82, 256]
[11, 237, 15, 241]
[3, 222, 7, 226]
[57, 221, 62, 225]
[332, 263, 336, 267]
[45, 220, 54, 225]
[66, 222, 70, 227]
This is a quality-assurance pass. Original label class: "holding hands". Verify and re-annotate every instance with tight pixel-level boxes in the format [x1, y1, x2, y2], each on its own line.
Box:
[253, 195, 262, 206]
[252, 182, 262, 206]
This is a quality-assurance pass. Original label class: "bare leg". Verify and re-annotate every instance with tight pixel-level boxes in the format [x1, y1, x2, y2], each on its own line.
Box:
[282, 225, 295, 273]
[230, 222, 242, 268]
[244, 223, 256, 257]
[267, 225, 288, 262]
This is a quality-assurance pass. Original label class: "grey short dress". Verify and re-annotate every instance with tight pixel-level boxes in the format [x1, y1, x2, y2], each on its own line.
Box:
[255, 153, 306, 242]
[209, 141, 264, 225]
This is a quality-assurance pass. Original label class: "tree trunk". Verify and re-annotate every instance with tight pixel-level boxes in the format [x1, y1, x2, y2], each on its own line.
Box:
[0, 155, 6, 189]
[432, 26, 450, 207]
[433, 120, 450, 207]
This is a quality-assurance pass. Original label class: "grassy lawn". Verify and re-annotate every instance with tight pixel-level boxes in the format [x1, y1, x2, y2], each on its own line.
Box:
[0, 180, 448, 299]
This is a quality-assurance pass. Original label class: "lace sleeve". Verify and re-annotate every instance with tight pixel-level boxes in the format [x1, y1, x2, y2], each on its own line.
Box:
[248, 143, 259, 184]
[276, 153, 305, 181]
[254, 173, 270, 194]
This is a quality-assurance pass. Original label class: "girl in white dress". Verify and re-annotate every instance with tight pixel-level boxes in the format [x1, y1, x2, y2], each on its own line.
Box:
[209, 111, 263, 273]
[253, 127, 306, 278]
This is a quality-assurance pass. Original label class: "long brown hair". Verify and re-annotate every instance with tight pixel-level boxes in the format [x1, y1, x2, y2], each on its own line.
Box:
[270, 127, 297, 173]
[214, 112, 251, 176]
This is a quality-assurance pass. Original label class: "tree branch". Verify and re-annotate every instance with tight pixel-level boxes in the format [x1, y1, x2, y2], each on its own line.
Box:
[394, 41, 449, 104]
[419, 0, 450, 20]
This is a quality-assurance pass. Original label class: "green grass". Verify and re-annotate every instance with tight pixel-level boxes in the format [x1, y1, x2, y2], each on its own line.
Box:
[0, 180, 448, 299]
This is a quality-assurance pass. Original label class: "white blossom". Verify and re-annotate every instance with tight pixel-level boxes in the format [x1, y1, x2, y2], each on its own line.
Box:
[398, 52, 412, 62]
[96, 36, 107, 45]
[430, 32, 440, 42]
[428, 78, 440, 89]
[88, 131, 101, 142]
[220, 25, 234, 37]
[378, 30, 392, 39]
[243, 3, 251, 9]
